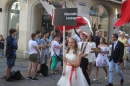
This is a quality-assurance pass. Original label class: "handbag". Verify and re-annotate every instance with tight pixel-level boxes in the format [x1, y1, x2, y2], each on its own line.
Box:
[53, 49, 63, 61]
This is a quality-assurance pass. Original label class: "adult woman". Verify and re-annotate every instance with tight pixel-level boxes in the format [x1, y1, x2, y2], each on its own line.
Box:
[118, 32, 129, 72]
[57, 38, 89, 86]
[93, 37, 109, 81]
[0, 35, 4, 58]
[49, 31, 55, 42]
[28, 33, 40, 81]
[88, 35, 96, 75]
[49, 31, 56, 69]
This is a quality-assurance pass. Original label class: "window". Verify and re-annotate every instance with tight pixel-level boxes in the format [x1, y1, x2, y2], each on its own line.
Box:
[8, 0, 20, 42]
[89, 4, 109, 41]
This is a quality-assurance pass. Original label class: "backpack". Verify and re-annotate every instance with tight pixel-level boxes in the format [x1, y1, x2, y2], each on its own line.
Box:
[10, 70, 25, 80]
[40, 64, 48, 76]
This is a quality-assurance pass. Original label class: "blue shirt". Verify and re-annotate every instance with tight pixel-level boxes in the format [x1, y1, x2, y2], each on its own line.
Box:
[6, 36, 18, 58]
[35, 38, 41, 45]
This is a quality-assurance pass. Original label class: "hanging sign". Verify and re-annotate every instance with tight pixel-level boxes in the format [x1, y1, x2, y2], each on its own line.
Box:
[79, 2, 86, 6]
[52, 8, 78, 26]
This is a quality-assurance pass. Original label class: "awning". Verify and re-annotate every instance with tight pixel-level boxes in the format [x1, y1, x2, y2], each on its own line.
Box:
[114, 0, 130, 28]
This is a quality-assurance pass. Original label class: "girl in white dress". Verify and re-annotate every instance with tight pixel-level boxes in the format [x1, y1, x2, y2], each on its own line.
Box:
[57, 38, 89, 86]
[93, 37, 109, 81]
[88, 35, 96, 75]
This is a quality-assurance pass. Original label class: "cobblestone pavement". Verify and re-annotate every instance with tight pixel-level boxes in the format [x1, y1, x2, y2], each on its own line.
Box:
[0, 58, 130, 86]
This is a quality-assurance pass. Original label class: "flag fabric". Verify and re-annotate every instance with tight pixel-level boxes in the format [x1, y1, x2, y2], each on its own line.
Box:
[114, 0, 130, 28]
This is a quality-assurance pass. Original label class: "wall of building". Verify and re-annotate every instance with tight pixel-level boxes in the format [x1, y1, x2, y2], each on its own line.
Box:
[72, 0, 122, 41]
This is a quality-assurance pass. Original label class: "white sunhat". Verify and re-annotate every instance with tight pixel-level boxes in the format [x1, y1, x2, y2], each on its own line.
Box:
[119, 30, 122, 33]
[120, 31, 125, 35]
[82, 32, 88, 37]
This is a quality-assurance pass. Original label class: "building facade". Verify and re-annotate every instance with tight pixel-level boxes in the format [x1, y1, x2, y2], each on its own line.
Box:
[0, 0, 130, 59]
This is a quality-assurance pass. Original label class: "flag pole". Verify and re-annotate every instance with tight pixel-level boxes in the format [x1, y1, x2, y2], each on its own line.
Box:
[62, 2, 66, 72]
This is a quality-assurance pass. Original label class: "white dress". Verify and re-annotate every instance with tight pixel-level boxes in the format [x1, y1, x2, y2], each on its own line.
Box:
[96, 46, 109, 67]
[57, 50, 89, 86]
[88, 42, 96, 62]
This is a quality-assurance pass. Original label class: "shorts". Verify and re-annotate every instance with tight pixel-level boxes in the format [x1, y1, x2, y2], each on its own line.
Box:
[29, 54, 38, 62]
[7, 56, 16, 67]
[39, 53, 49, 64]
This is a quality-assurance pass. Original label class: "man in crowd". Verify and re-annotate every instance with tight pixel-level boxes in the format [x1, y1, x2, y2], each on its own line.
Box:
[35, 30, 42, 74]
[37, 31, 50, 73]
[106, 33, 124, 86]
[78, 32, 91, 86]
[35, 30, 42, 46]
[94, 31, 101, 47]
[5, 28, 18, 82]
[74, 29, 82, 43]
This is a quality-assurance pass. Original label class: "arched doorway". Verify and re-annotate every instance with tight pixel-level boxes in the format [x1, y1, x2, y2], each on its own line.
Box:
[89, 4, 109, 41]
[8, 0, 20, 42]
[30, 1, 63, 37]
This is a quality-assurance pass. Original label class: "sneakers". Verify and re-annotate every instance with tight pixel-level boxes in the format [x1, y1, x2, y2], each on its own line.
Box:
[93, 78, 98, 81]
[105, 76, 108, 79]
[6, 78, 14, 82]
[31, 77, 38, 81]
[37, 71, 41, 74]
[27, 76, 32, 79]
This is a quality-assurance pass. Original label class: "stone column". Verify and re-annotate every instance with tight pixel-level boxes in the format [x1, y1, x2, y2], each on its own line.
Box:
[16, 1, 30, 59]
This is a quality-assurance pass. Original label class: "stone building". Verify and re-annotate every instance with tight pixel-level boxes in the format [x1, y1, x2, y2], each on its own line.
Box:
[0, 0, 129, 59]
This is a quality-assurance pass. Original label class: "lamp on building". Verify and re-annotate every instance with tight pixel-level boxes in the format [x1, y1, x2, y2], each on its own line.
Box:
[23, 0, 27, 3]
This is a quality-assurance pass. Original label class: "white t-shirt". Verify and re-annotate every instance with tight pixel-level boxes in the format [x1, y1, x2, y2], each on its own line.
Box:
[29, 40, 38, 54]
[51, 40, 60, 56]
[78, 41, 91, 59]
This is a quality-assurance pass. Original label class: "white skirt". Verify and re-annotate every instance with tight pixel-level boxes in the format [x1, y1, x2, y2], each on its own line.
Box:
[57, 65, 89, 86]
[88, 53, 96, 62]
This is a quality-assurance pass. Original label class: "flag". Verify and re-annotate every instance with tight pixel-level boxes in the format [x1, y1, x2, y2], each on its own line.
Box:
[114, 0, 130, 28]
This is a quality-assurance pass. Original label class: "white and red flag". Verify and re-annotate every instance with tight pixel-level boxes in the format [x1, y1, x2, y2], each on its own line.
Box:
[114, 0, 130, 28]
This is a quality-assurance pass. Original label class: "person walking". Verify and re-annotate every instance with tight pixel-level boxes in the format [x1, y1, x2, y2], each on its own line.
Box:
[106, 33, 124, 86]
[74, 29, 82, 43]
[0, 35, 5, 58]
[94, 31, 101, 47]
[28, 33, 40, 81]
[93, 37, 109, 81]
[118, 32, 129, 72]
[5, 28, 17, 82]
[125, 34, 130, 62]
[57, 38, 89, 86]
[88, 35, 96, 76]
[51, 35, 62, 74]
[78, 32, 91, 86]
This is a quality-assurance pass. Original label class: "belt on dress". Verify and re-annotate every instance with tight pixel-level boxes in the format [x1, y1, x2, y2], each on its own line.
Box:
[67, 64, 77, 86]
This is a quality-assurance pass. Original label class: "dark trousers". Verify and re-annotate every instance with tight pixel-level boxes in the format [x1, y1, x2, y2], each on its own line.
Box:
[80, 58, 91, 86]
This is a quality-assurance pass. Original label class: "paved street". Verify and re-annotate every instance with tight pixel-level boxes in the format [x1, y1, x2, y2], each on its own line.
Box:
[0, 58, 130, 86]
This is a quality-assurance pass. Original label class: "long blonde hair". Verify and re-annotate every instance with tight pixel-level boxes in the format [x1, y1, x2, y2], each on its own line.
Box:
[66, 38, 79, 55]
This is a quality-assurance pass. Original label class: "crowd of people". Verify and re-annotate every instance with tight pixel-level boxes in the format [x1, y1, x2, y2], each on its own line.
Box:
[2, 28, 130, 86]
